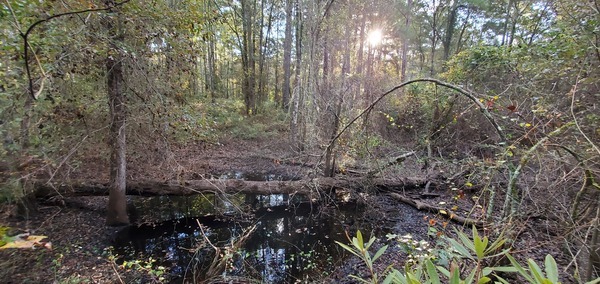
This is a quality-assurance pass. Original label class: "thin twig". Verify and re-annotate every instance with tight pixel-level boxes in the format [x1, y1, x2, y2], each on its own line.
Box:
[330, 78, 506, 150]
[19, 0, 132, 100]
[570, 76, 600, 156]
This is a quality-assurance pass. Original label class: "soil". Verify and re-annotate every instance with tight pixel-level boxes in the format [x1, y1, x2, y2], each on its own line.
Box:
[0, 133, 577, 283]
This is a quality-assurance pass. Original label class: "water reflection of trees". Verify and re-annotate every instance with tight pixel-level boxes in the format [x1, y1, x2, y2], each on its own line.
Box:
[114, 194, 367, 283]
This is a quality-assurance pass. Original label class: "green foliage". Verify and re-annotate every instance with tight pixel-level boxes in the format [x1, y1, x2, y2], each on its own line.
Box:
[108, 251, 167, 283]
[205, 99, 287, 140]
[444, 45, 515, 84]
[489, 254, 560, 284]
[335, 230, 388, 284]
[346, 132, 387, 161]
[386, 233, 435, 267]
[0, 226, 8, 247]
[54, 275, 90, 284]
[337, 229, 600, 284]
[0, 178, 24, 203]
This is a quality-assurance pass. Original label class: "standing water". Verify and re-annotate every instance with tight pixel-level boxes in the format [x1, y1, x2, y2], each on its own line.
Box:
[111, 173, 385, 283]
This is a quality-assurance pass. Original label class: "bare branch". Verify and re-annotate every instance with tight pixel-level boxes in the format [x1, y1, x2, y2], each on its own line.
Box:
[330, 78, 507, 149]
[20, 0, 132, 100]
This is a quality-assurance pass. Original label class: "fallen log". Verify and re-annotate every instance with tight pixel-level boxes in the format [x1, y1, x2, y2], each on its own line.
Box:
[388, 192, 485, 228]
[33, 177, 428, 198]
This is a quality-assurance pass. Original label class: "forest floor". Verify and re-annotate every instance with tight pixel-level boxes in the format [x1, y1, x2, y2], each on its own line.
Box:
[0, 132, 573, 283]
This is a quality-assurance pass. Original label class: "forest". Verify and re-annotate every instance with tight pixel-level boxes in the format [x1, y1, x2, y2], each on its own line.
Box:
[0, 0, 599, 283]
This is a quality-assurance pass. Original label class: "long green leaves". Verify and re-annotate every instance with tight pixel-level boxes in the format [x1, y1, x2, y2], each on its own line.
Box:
[335, 230, 389, 284]
[337, 228, 595, 284]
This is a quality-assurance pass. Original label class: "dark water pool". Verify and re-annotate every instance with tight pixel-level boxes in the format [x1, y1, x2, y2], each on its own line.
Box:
[112, 191, 382, 283]
[110, 171, 434, 283]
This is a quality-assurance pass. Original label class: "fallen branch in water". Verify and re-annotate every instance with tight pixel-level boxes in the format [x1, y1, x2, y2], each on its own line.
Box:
[388, 192, 485, 227]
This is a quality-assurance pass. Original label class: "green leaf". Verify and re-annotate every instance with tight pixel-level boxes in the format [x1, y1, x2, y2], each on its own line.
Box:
[472, 226, 488, 260]
[477, 276, 492, 284]
[494, 275, 511, 284]
[335, 241, 361, 258]
[457, 229, 476, 253]
[484, 234, 506, 255]
[437, 266, 451, 278]
[464, 267, 476, 284]
[507, 254, 535, 283]
[353, 238, 362, 252]
[450, 265, 461, 284]
[585, 278, 600, 284]
[366, 235, 376, 250]
[447, 237, 473, 259]
[544, 255, 559, 283]
[373, 245, 388, 263]
[528, 259, 547, 283]
[425, 259, 440, 283]
[405, 271, 421, 284]
[490, 266, 519, 273]
[473, 230, 488, 259]
[357, 230, 364, 248]
[383, 269, 406, 284]
[485, 248, 512, 259]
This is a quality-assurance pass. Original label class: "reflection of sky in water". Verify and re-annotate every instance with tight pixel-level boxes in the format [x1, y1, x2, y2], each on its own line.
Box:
[259, 247, 286, 283]
[276, 218, 284, 234]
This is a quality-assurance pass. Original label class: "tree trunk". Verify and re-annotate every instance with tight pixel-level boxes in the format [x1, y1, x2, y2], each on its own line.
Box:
[20, 94, 33, 150]
[442, 1, 459, 62]
[455, 7, 471, 54]
[401, 0, 412, 81]
[241, 0, 256, 115]
[106, 54, 129, 226]
[430, 1, 441, 76]
[388, 193, 484, 227]
[34, 177, 428, 198]
[207, 37, 217, 102]
[289, 0, 304, 151]
[257, 0, 273, 108]
[282, 0, 293, 111]
[501, 0, 513, 46]
[294, 0, 302, 90]
[356, 10, 366, 93]
[105, 2, 129, 226]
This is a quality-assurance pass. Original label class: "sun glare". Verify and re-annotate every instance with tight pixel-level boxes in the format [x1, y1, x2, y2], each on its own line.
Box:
[367, 29, 383, 47]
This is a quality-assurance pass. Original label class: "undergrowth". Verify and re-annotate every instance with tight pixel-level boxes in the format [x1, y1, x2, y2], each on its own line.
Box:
[337, 228, 600, 284]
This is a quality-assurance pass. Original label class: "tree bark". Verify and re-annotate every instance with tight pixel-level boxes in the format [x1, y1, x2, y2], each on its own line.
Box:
[282, 0, 293, 111]
[388, 193, 484, 227]
[401, 0, 412, 81]
[241, 0, 256, 115]
[442, 1, 459, 62]
[105, 2, 129, 226]
[429, 0, 442, 76]
[289, 0, 304, 151]
[34, 177, 428, 198]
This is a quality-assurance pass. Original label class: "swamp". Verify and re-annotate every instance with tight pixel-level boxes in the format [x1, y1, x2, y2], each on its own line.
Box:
[1, 0, 599, 283]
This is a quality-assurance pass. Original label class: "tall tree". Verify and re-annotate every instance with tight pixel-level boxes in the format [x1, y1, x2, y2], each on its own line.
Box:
[282, 0, 293, 111]
[401, 0, 413, 81]
[241, 0, 256, 115]
[289, 0, 304, 150]
[104, 0, 129, 226]
[442, 0, 459, 61]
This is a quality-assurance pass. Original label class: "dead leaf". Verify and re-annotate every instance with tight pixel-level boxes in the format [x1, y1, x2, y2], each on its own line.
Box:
[0, 234, 51, 250]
